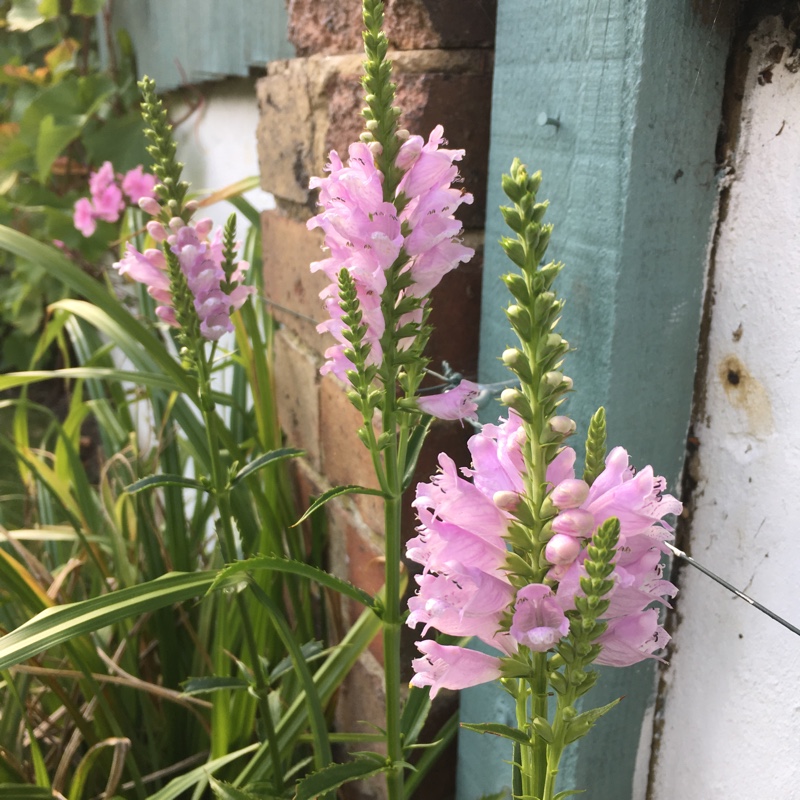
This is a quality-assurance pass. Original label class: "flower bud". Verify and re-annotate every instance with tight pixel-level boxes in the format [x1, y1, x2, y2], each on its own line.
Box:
[139, 197, 162, 216]
[493, 490, 520, 513]
[545, 533, 582, 565]
[502, 348, 532, 382]
[169, 216, 184, 232]
[146, 220, 167, 241]
[552, 508, 595, 538]
[550, 478, 590, 510]
[195, 217, 214, 237]
[500, 388, 532, 421]
[549, 416, 576, 436]
[506, 304, 532, 339]
[184, 200, 200, 213]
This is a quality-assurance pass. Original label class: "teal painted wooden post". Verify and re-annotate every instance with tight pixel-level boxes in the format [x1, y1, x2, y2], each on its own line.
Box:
[458, 2, 732, 798]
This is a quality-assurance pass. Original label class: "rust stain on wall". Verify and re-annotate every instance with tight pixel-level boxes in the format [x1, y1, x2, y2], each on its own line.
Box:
[719, 353, 773, 437]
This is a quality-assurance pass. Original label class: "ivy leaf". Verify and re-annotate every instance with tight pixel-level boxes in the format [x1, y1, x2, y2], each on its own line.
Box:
[8, 0, 45, 31]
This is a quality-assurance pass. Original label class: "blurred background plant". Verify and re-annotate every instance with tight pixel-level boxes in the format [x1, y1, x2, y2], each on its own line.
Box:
[0, 0, 147, 372]
[0, 4, 375, 795]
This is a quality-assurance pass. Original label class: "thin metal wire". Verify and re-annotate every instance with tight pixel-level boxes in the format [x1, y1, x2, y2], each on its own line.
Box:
[666, 542, 800, 638]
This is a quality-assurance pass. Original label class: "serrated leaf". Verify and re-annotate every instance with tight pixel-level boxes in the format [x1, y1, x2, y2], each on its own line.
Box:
[294, 759, 388, 800]
[292, 485, 385, 527]
[460, 722, 532, 748]
[231, 447, 303, 485]
[181, 677, 250, 697]
[125, 474, 208, 494]
[209, 776, 269, 800]
[212, 556, 375, 610]
[564, 696, 621, 744]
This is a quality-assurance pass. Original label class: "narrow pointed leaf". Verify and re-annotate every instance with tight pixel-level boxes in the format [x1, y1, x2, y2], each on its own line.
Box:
[294, 759, 388, 800]
[0, 571, 216, 670]
[292, 485, 385, 527]
[564, 696, 621, 744]
[402, 414, 433, 491]
[460, 722, 532, 748]
[181, 677, 251, 697]
[553, 791, 586, 799]
[212, 556, 375, 610]
[125, 474, 208, 495]
[0, 788, 55, 800]
[231, 448, 304, 485]
[210, 776, 270, 800]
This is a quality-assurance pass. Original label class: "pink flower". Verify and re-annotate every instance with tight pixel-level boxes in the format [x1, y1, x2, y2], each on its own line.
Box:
[121, 165, 158, 204]
[113, 219, 255, 340]
[308, 127, 474, 381]
[410, 640, 502, 698]
[510, 584, 570, 652]
[73, 197, 96, 237]
[595, 609, 671, 667]
[417, 380, 481, 421]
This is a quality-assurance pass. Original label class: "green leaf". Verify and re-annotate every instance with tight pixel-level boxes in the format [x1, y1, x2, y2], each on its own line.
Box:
[125, 474, 208, 495]
[292, 485, 385, 527]
[399, 686, 432, 749]
[0, 571, 216, 670]
[0, 787, 54, 800]
[294, 759, 388, 800]
[460, 722, 532, 748]
[553, 790, 586, 800]
[210, 776, 270, 800]
[35, 115, 81, 182]
[37, 0, 59, 18]
[564, 696, 622, 744]
[181, 677, 251, 697]
[72, 0, 104, 14]
[231, 447, 304, 486]
[212, 556, 375, 610]
[402, 414, 433, 491]
[0, 367, 185, 394]
[146, 744, 260, 800]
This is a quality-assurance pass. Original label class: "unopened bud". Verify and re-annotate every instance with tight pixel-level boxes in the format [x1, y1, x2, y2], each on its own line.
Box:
[506, 304, 532, 339]
[184, 199, 199, 213]
[502, 348, 532, 382]
[550, 478, 590, 510]
[195, 217, 214, 237]
[493, 490, 520, 513]
[544, 533, 582, 565]
[169, 216, 184, 232]
[500, 388, 532, 421]
[552, 508, 595, 538]
[139, 197, 162, 216]
[146, 220, 167, 241]
[549, 416, 576, 436]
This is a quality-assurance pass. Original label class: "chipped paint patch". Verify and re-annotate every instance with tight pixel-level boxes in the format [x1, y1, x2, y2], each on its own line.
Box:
[719, 354, 773, 438]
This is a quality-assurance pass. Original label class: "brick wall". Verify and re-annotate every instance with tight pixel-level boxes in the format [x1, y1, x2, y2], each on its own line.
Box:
[256, 2, 496, 796]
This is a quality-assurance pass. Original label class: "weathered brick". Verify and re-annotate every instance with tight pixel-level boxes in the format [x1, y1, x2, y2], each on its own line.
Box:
[288, 0, 497, 56]
[261, 209, 333, 354]
[273, 328, 322, 470]
[318, 373, 385, 528]
[257, 50, 493, 226]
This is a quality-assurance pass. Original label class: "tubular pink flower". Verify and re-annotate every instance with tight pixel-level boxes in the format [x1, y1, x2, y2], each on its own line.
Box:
[113, 220, 254, 339]
[309, 127, 473, 380]
[121, 165, 158, 203]
[417, 380, 481, 421]
[510, 584, 570, 652]
[410, 640, 502, 698]
[594, 609, 671, 667]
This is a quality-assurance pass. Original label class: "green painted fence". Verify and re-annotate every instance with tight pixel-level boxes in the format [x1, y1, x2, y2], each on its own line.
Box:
[460, 1, 733, 798]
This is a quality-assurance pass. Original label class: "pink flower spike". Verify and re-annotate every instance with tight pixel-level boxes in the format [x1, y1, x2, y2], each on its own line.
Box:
[121, 165, 158, 203]
[417, 380, 481, 421]
[73, 197, 96, 237]
[410, 641, 502, 698]
[88, 161, 116, 196]
[510, 584, 570, 652]
[92, 183, 124, 223]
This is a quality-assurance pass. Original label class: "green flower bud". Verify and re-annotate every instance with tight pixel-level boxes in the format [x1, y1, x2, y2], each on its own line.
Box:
[502, 347, 533, 383]
[501, 273, 530, 305]
[500, 387, 533, 421]
[506, 304, 532, 339]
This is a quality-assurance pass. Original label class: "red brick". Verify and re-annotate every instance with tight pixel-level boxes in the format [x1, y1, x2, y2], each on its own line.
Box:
[288, 0, 497, 56]
[261, 209, 333, 354]
[318, 373, 385, 528]
[273, 328, 322, 469]
[257, 50, 493, 226]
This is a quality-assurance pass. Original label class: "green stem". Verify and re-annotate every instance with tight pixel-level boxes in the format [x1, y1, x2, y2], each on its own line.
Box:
[531, 653, 549, 799]
[382, 396, 404, 800]
[515, 682, 532, 799]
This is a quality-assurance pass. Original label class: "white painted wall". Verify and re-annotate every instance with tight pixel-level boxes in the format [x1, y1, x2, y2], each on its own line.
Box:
[651, 17, 800, 798]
